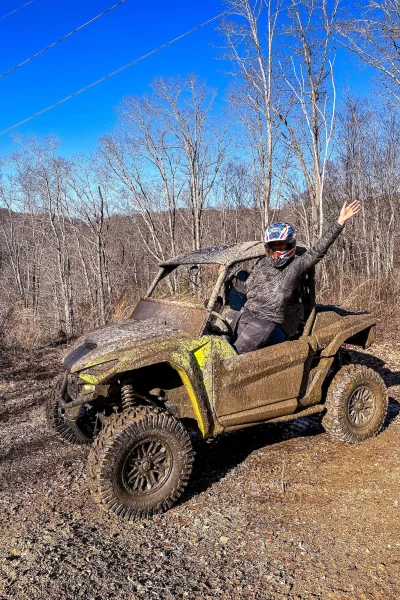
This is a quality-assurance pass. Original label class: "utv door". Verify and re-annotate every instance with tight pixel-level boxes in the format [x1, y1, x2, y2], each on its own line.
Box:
[213, 339, 311, 427]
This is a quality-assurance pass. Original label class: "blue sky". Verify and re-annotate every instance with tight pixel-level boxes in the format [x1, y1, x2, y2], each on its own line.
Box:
[0, 0, 372, 157]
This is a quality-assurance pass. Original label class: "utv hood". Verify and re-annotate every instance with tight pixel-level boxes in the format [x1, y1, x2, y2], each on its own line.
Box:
[62, 318, 187, 373]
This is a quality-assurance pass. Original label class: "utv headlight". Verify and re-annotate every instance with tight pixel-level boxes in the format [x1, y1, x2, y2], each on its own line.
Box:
[79, 359, 119, 378]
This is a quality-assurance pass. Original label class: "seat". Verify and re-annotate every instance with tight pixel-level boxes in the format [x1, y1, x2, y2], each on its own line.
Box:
[282, 266, 316, 340]
[221, 270, 248, 334]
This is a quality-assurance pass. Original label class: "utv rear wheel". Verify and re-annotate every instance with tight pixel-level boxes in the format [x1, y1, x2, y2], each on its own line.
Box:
[46, 378, 97, 445]
[87, 408, 194, 519]
[322, 364, 388, 443]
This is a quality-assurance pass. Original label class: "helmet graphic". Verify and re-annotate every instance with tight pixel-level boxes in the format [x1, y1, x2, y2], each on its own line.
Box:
[264, 222, 296, 267]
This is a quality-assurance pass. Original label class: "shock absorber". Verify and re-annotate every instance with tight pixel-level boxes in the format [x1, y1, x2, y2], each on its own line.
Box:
[121, 383, 136, 410]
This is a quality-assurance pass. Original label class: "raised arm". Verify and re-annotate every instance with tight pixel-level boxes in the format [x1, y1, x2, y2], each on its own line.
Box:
[295, 201, 361, 274]
[337, 200, 361, 226]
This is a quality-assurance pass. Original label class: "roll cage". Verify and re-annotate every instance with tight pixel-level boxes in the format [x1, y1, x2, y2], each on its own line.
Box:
[141, 242, 266, 338]
[140, 241, 315, 340]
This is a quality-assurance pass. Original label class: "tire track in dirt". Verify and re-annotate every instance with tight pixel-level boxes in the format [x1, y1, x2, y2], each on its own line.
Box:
[0, 343, 399, 599]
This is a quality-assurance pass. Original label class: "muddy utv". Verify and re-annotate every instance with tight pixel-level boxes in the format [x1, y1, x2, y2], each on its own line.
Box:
[47, 241, 388, 520]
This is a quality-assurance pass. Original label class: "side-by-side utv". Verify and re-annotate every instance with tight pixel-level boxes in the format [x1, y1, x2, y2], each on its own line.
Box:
[47, 241, 388, 520]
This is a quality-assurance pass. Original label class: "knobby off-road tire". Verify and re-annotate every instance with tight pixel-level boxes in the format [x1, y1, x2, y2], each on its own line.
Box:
[46, 377, 94, 445]
[322, 364, 388, 444]
[87, 407, 194, 520]
[86, 407, 160, 498]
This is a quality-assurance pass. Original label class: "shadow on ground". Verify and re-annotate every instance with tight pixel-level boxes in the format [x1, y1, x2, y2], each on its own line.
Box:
[185, 393, 400, 503]
[186, 415, 322, 500]
[1, 345, 399, 511]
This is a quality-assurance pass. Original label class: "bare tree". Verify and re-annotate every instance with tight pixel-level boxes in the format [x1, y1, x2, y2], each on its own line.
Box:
[68, 157, 113, 325]
[100, 97, 183, 266]
[215, 160, 255, 242]
[221, 0, 282, 230]
[101, 75, 229, 264]
[278, 0, 339, 242]
[11, 138, 76, 337]
[339, 1, 400, 104]
[0, 174, 46, 326]
[221, 0, 338, 242]
[153, 75, 230, 250]
[322, 96, 399, 308]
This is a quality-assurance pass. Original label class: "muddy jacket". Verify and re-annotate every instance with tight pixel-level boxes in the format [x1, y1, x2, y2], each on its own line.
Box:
[245, 221, 344, 324]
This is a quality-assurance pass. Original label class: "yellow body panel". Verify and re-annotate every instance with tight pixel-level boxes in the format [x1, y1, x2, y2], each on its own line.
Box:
[170, 364, 207, 436]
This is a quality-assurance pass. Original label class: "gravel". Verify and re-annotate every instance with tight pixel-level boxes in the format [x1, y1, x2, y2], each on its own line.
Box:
[0, 343, 399, 599]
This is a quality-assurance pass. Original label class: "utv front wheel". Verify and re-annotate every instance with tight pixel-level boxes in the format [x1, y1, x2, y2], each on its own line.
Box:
[322, 364, 388, 443]
[87, 408, 194, 519]
[46, 379, 98, 445]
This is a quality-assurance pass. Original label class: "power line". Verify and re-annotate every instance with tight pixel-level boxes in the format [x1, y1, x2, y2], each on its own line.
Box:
[0, 0, 36, 21]
[0, 10, 231, 137]
[0, 0, 127, 80]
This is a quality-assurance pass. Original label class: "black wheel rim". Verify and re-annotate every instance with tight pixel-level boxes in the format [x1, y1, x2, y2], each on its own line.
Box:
[348, 386, 376, 427]
[121, 438, 172, 496]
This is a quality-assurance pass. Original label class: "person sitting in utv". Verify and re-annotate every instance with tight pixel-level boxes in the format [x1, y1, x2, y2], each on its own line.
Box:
[233, 201, 361, 354]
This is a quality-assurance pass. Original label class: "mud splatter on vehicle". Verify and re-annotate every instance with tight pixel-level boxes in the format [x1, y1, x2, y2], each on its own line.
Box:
[47, 241, 388, 520]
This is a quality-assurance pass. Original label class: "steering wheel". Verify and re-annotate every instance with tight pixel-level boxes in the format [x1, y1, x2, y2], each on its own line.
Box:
[209, 311, 235, 338]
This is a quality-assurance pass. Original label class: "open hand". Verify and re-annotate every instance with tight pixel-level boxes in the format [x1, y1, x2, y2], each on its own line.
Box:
[338, 200, 361, 225]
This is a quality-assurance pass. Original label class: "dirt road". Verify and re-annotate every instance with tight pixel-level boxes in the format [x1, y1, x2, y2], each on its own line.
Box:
[0, 343, 399, 600]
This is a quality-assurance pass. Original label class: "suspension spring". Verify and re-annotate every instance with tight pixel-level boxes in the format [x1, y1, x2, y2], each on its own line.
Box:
[121, 383, 136, 410]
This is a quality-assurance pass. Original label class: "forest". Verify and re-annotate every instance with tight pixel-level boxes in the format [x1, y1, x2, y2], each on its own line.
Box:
[1, 0, 399, 347]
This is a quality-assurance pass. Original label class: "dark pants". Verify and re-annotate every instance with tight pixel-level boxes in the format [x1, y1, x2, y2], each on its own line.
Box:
[233, 309, 284, 354]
